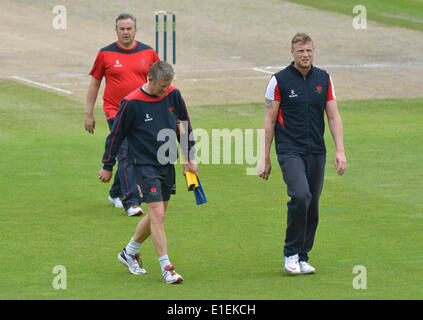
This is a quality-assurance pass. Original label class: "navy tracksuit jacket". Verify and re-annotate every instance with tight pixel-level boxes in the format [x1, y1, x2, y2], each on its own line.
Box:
[102, 85, 195, 171]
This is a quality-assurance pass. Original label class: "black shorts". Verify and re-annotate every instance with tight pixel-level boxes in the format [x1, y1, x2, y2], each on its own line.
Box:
[135, 164, 176, 203]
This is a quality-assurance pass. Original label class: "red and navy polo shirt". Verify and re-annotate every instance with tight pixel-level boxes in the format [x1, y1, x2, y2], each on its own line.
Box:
[90, 41, 159, 120]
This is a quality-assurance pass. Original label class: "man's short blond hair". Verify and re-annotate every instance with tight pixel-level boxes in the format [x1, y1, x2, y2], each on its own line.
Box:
[291, 33, 314, 48]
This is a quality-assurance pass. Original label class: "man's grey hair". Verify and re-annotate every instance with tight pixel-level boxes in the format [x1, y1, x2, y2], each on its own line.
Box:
[148, 61, 175, 82]
[115, 13, 137, 28]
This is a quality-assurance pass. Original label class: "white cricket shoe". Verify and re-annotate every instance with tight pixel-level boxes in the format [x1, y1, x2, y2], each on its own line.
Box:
[118, 248, 147, 275]
[126, 205, 144, 217]
[108, 195, 124, 208]
[299, 261, 316, 274]
[284, 254, 301, 274]
[162, 264, 183, 284]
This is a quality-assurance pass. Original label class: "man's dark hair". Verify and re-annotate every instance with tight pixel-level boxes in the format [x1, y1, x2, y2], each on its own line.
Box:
[115, 13, 137, 28]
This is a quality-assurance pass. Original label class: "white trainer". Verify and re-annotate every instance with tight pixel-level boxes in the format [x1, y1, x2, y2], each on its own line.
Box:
[162, 264, 183, 284]
[118, 249, 147, 275]
[126, 205, 144, 217]
[299, 261, 316, 274]
[284, 254, 301, 274]
[108, 195, 124, 208]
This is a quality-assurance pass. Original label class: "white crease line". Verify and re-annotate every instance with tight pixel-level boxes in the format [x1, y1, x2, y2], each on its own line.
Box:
[253, 62, 423, 73]
[252, 67, 274, 74]
[10, 76, 73, 95]
[322, 62, 423, 68]
[50, 82, 90, 86]
[182, 75, 270, 82]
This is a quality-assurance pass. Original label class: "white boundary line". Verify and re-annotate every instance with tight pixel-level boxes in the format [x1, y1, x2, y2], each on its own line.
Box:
[10, 75, 73, 95]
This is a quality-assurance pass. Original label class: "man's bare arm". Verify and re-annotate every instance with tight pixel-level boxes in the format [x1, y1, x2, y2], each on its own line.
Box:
[84, 76, 102, 134]
[258, 99, 280, 180]
[325, 99, 347, 176]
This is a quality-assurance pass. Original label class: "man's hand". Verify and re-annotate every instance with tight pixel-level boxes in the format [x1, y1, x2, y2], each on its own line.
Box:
[334, 150, 347, 176]
[98, 168, 113, 182]
[85, 113, 96, 134]
[184, 160, 198, 177]
[258, 159, 272, 180]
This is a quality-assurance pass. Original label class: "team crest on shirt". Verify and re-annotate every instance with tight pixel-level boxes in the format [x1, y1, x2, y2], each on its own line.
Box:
[288, 89, 298, 98]
[315, 86, 323, 94]
[139, 60, 147, 66]
[144, 113, 153, 122]
[114, 60, 122, 67]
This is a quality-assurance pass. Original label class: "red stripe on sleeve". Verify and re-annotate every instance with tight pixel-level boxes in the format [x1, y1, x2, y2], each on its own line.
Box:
[274, 84, 281, 101]
[277, 108, 285, 128]
[326, 75, 336, 101]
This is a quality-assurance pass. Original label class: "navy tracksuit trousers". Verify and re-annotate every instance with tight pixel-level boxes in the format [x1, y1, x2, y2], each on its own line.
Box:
[277, 153, 326, 262]
[107, 118, 141, 209]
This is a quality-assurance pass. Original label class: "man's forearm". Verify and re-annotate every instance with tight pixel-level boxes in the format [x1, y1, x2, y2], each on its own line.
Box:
[86, 78, 101, 114]
[328, 115, 344, 152]
[262, 120, 275, 162]
[262, 98, 278, 162]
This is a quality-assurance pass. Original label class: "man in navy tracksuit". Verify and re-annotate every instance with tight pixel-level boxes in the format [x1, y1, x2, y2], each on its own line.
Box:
[259, 33, 347, 274]
[99, 61, 197, 284]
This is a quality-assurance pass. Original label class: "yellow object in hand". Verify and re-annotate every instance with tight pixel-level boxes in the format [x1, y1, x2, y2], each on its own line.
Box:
[185, 171, 199, 191]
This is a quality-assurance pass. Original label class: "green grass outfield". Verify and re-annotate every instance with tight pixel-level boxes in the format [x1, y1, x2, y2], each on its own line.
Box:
[287, 0, 423, 32]
[0, 80, 422, 300]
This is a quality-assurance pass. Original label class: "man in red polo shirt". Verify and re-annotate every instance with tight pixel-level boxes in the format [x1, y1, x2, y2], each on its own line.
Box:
[85, 13, 159, 216]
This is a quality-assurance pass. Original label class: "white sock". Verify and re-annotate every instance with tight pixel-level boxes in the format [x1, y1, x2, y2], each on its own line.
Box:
[125, 238, 142, 256]
[158, 255, 171, 274]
